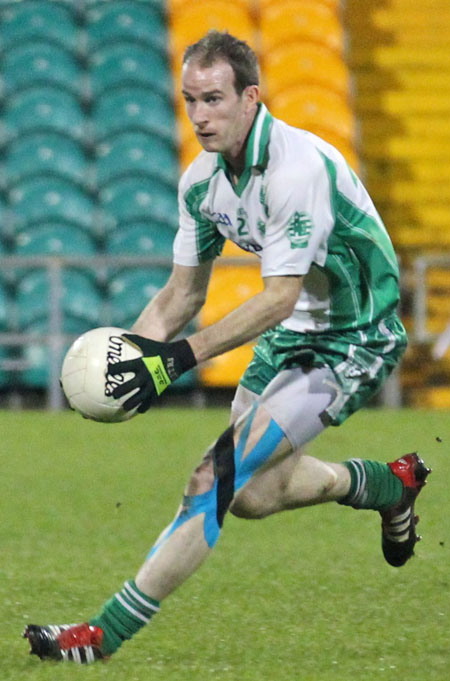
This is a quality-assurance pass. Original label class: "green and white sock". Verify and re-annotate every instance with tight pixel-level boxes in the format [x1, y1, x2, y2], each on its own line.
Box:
[339, 459, 403, 511]
[89, 580, 160, 655]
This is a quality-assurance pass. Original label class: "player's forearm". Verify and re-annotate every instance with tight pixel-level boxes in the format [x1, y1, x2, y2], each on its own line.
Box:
[132, 285, 202, 341]
[188, 283, 298, 364]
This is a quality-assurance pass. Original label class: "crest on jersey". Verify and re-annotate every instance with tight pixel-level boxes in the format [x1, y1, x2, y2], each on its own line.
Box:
[286, 211, 313, 249]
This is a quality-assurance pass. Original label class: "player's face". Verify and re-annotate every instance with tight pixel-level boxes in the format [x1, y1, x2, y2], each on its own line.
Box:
[182, 59, 258, 162]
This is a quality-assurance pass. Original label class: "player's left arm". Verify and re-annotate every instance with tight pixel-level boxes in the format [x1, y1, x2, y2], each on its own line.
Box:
[188, 273, 303, 363]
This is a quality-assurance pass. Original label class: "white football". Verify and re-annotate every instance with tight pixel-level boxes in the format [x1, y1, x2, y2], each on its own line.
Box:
[60, 327, 142, 423]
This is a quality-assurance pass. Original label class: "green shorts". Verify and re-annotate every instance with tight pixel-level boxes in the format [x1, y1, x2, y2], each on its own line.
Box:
[240, 313, 407, 426]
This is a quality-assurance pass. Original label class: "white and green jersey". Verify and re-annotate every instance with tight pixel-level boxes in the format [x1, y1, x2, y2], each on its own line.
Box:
[173, 103, 402, 335]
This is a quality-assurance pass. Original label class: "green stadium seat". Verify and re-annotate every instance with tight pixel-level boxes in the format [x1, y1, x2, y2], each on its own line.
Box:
[0, 346, 10, 388]
[2, 87, 85, 142]
[0, 280, 8, 330]
[92, 88, 174, 142]
[0, 225, 14, 284]
[86, 1, 167, 52]
[16, 269, 103, 330]
[99, 177, 178, 231]
[89, 42, 172, 99]
[0, 1, 79, 52]
[13, 224, 97, 277]
[4, 133, 87, 186]
[12, 223, 97, 283]
[0, 281, 11, 387]
[96, 132, 178, 187]
[108, 267, 170, 327]
[1, 42, 83, 98]
[105, 222, 174, 260]
[8, 177, 96, 236]
[19, 318, 92, 390]
[0, 201, 6, 246]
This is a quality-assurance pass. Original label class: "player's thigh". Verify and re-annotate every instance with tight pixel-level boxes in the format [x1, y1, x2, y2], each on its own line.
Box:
[230, 383, 259, 425]
[257, 365, 339, 450]
[230, 365, 339, 516]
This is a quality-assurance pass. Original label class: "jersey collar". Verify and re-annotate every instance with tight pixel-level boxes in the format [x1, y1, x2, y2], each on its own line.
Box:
[216, 102, 273, 196]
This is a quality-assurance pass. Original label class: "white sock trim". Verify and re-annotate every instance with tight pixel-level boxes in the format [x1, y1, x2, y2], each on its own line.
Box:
[124, 581, 160, 614]
[115, 593, 151, 624]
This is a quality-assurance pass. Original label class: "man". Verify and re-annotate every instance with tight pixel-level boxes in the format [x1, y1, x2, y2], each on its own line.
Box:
[24, 31, 430, 664]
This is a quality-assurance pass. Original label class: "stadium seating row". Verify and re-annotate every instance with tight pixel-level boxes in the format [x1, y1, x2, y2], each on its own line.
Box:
[0, 1, 167, 54]
[0, 42, 173, 101]
[1, 85, 176, 144]
[1, 176, 177, 240]
[4, 221, 174, 262]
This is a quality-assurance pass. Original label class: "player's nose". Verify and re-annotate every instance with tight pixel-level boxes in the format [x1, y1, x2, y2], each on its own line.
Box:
[191, 101, 209, 127]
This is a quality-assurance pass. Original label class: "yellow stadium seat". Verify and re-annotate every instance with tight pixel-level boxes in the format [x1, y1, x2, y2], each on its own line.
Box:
[426, 270, 450, 288]
[169, 1, 256, 58]
[200, 344, 255, 387]
[260, 0, 340, 11]
[169, 0, 252, 12]
[410, 387, 450, 410]
[264, 42, 350, 99]
[175, 103, 194, 144]
[179, 133, 203, 170]
[221, 241, 257, 258]
[368, 179, 450, 205]
[200, 264, 263, 327]
[317, 134, 358, 170]
[391, 226, 449, 250]
[270, 85, 354, 144]
[260, 1, 344, 54]
[349, 45, 450, 70]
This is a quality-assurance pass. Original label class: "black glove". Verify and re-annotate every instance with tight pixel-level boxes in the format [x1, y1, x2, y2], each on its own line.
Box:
[108, 333, 196, 413]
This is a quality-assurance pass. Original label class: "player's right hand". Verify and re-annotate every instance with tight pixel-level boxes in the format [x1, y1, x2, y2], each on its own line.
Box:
[107, 334, 196, 413]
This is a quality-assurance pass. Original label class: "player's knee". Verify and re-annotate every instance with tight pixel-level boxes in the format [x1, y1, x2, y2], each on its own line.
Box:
[185, 451, 215, 496]
[229, 488, 271, 519]
[284, 460, 339, 507]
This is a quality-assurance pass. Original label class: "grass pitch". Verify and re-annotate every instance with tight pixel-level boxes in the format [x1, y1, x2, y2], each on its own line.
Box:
[0, 406, 448, 681]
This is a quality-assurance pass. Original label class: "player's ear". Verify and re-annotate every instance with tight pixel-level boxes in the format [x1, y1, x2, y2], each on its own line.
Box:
[243, 84, 259, 112]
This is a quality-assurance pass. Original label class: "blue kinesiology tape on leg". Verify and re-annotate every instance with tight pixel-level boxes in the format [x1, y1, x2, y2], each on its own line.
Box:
[147, 415, 285, 558]
[147, 482, 222, 557]
[234, 417, 285, 492]
[147, 426, 236, 555]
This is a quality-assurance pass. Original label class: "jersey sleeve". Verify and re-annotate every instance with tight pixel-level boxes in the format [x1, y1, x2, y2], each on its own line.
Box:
[173, 166, 225, 266]
[261, 153, 334, 277]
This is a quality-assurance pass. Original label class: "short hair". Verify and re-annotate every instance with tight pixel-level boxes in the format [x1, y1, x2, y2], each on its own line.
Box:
[183, 30, 259, 95]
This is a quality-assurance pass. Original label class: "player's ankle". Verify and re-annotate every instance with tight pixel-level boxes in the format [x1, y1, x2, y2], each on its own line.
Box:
[89, 580, 160, 655]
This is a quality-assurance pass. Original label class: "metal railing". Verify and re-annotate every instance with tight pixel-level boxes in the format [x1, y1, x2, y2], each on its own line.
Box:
[0, 255, 173, 409]
[0, 254, 257, 409]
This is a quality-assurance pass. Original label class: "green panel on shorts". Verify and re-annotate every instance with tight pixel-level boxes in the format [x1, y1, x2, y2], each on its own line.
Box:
[240, 314, 407, 426]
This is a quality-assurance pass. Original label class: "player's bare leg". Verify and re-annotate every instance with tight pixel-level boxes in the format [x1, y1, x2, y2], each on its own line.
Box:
[136, 402, 291, 600]
[230, 451, 350, 519]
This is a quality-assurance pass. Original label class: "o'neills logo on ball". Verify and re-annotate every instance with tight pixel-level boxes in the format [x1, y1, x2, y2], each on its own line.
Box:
[104, 335, 126, 396]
